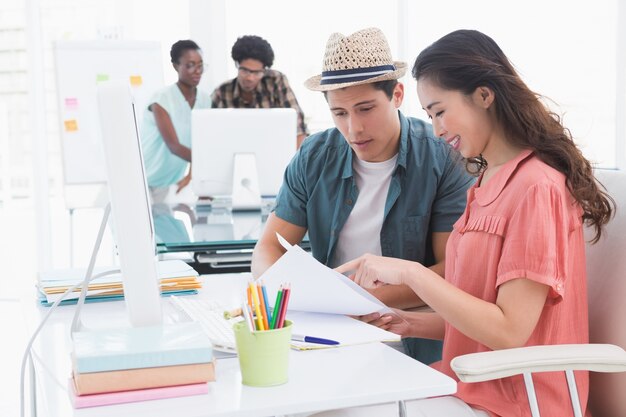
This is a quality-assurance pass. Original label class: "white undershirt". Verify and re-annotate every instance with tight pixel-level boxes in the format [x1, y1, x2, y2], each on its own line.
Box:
[331, 154, 398, 268]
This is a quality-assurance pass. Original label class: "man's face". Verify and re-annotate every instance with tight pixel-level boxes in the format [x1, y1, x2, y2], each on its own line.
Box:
[236, 58, 266, 93]
[326, 82, 404, 162]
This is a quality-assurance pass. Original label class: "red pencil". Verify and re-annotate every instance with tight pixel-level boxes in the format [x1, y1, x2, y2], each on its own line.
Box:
[277, 283, 290, 328]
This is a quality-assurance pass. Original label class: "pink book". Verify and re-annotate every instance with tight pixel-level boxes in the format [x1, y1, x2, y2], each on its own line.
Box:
[68, 378, 208, 408]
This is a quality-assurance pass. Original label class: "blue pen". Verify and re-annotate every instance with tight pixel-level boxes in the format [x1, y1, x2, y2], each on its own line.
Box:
[291, 334, 340, 345]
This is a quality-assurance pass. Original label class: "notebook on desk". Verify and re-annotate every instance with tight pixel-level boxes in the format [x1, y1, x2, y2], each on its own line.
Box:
[287, 311, 400, 350]
[170, 296, 399, 353]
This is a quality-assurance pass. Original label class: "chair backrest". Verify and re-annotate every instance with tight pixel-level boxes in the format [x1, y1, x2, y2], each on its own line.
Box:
[585, 169, 626, 417]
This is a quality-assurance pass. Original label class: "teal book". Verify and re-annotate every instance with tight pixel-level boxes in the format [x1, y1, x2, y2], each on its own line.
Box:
[72, 322, 213, 373]
[37, 289, 198, 307]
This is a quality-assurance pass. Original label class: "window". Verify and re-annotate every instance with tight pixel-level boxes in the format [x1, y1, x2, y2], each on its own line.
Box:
[213, 0, 620, 168]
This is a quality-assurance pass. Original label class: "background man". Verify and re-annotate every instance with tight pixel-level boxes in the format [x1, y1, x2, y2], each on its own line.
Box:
[211, 35, 309, 147]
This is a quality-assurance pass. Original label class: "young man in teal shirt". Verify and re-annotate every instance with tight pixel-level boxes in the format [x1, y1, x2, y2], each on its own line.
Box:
[251, 28, 473, 364]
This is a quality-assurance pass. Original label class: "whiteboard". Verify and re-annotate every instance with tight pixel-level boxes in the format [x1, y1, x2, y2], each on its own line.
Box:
[54, 40, 164, 184]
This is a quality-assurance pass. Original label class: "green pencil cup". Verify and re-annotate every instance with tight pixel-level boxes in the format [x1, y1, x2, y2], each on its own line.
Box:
[233, 320, 292, 387]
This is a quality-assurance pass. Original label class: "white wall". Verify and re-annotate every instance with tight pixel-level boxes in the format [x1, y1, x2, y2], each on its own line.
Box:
[188, 0, 620, 168]
[2, 0, 623, 275]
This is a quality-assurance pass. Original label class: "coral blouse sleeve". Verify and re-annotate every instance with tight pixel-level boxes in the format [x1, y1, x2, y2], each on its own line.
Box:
[496, 182, 572, 303]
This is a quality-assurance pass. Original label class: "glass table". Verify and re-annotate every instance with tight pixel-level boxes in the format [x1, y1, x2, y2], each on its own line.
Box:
[152, 199, 308, 274]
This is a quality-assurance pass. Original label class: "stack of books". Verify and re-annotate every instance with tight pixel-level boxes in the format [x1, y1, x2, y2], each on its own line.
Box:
[69, 322, 215, 408]
[37, 259, 201, 306]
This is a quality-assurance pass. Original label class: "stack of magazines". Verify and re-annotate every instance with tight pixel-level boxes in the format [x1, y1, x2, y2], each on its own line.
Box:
[69, 322, 214, 408]
[37, 260, 201, 306]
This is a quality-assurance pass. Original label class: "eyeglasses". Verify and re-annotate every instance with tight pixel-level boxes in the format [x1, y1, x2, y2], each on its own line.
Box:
[237, 64, 266, 78]
[183, 62, 205, 72]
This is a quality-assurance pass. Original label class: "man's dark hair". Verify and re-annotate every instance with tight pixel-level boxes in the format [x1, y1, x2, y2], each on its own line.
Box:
[323, 79, 398, 100]
[170, 40, 200, 64]
[231, 35, 274, 68]
[371, 80, 398, 99]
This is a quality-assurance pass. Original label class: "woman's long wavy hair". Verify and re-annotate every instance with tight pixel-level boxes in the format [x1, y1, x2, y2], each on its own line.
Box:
[412, 29, 614, 243]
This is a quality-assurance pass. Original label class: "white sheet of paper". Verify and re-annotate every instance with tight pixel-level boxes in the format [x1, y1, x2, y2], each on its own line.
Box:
[258, 233, 392, 316]
[288, 311, 400, 350]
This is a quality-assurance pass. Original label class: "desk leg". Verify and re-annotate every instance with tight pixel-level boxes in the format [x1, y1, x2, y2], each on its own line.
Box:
[397, 400, 406, 417]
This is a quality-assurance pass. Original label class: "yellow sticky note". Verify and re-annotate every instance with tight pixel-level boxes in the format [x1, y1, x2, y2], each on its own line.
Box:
[64, 119, 78, 132]
[129, 75, 143, 86]
[96, 74, 109, 82]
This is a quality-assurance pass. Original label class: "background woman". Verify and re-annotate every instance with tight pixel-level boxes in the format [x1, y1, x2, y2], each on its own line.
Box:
[140, 39, 210, 202]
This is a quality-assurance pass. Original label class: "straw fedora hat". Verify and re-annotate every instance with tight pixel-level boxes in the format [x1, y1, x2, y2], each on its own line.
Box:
[305, 27, 407, 91]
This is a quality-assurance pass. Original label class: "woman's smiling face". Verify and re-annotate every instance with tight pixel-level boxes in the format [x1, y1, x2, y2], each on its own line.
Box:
[417, 78, 496, 160]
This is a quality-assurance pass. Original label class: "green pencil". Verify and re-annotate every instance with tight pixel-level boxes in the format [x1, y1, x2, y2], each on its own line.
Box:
[269, 287, 284, 329]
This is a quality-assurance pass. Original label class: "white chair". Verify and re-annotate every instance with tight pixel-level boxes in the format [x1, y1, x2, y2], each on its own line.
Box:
[450, 169, 626, 417]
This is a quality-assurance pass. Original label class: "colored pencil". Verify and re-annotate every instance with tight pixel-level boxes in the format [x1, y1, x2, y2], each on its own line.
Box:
[261, 283, 272, 327]
[246, 304, 255, 331]
[249, 282, 264, 331]
[241, 301, 254, 332]
[257, 283, 269, 330]
[269, 286, 283, 329]
[277, 283, 291, 328]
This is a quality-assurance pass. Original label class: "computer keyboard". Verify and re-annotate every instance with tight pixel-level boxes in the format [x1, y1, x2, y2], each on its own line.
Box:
[170, 296, 240, 353]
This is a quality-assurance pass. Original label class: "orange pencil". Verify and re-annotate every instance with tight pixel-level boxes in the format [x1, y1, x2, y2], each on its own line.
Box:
[257, 283, 270, 330]
[249, 282, 264, 331]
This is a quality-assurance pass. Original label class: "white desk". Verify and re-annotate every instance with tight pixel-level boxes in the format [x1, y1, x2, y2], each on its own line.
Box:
[25, 273, 456, 417]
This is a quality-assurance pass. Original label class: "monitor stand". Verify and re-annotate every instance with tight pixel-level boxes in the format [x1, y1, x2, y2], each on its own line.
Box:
[231, 153, 262, 211]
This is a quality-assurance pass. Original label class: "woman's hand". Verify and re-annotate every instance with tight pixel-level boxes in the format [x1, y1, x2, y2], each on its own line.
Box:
[176, 171, 192, 193]
[335, 254, 413, 288]
[359, 309, 413, 338]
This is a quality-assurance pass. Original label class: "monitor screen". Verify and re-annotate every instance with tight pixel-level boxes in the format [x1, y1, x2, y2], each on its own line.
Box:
[191, 108, 297, 209]
[96, 81, 162, 327]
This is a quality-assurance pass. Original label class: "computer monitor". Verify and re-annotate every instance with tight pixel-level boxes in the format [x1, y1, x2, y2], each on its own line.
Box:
[191, 108, 297, 210]
[96, 81, 162, 327]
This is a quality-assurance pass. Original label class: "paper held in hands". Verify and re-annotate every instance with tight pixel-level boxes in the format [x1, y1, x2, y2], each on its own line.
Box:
[259, 233, 393, 316]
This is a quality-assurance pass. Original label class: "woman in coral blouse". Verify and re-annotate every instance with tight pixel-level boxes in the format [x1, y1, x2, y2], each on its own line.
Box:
[329, 30, 614, 417]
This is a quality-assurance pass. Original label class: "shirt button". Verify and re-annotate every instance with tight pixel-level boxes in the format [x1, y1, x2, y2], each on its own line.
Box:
[556, 283, 563, 291]
[345, 199, 353, 205]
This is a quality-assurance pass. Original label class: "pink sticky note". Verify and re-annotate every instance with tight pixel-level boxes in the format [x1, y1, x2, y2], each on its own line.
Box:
[65, 97, 79, 110]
